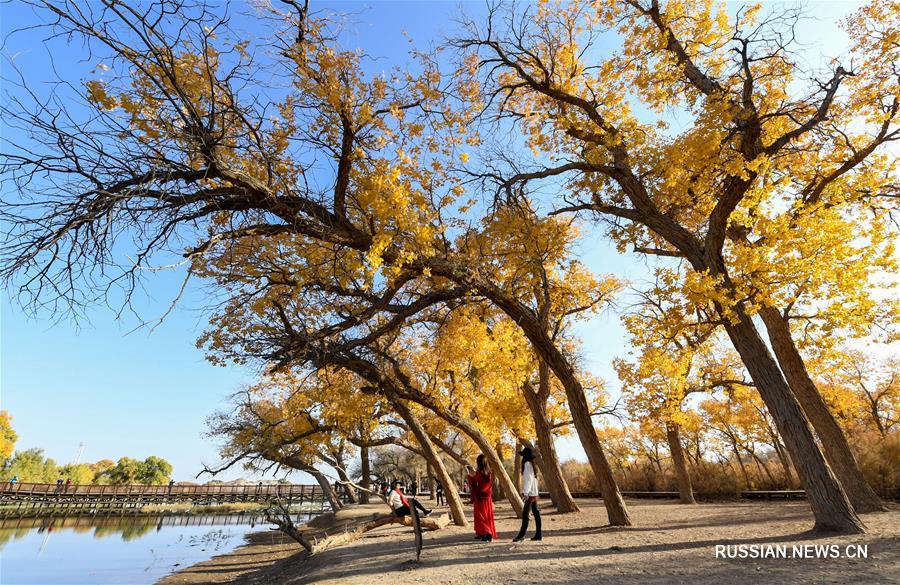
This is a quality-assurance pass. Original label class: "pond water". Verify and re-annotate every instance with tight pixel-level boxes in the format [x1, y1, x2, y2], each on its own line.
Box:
[0, 513, 312, 585]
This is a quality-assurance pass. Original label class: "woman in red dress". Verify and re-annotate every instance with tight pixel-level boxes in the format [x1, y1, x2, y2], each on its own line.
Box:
[467, 454, 498, 542]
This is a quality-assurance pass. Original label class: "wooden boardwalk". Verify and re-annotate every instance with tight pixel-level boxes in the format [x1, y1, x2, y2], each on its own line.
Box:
[565, 490, 807, 500]
[0, 482, 336, 517]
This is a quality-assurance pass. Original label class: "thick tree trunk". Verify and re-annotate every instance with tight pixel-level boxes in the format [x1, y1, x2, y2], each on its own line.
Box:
[665, 423, 696, 504]
[453, 419, 523, 517]
[387, 395, 468, 527]
[759, 305, 885, 513]
[522, 383, 579, 512]
[722, 311, 865, 533]
[359, 442, 371, 504]
[538, 345, 630, 525]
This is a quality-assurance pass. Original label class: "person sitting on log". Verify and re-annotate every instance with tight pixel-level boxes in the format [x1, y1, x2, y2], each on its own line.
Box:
[387, 480, 432, 518]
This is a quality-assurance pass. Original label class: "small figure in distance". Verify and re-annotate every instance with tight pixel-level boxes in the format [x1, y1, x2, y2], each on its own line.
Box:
[435, 477, 444, 506]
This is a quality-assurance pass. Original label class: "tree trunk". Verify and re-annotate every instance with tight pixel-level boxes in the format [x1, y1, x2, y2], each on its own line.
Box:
[387, 395, 468, 527]
[538, 344, 630, 525]
[722, 311, 865, 533]
[666, 423, 696, 504]
[430, 432, 470, 469]
[441, 268, 629, 524]
[759, 305, 885, 513]
[514, 448, 522, 488]
[730, 441, 753, 489]
[522, 379, 579, 513]
[747, 448, 777, 487]
[334, 465, 359, 504]
[359, 442, 371, 504]
[397, 392, 524, 516]
[426, 461, 434, 500]
[454, 420, 523, 517]
[771, 437, 796, 488]
[309, 467, 344, 511]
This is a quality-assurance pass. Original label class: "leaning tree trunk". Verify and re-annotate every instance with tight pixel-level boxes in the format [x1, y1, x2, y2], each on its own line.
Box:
[308, 467, 344, 512]
[542, 346, 630, 525]
[451, 271, 630, 525]
[450, 417, 524, 517]
[729, 441, 753, 490]
[665, 423, 696, 504]
[748, 449, 777, 487]
[322, 452, 359, 504]
[387, 394, 468, 527]
[335, 467, 359, 504]
[399, 389, 525, 517]
[759, 305, 885, 513]
[722, 308, 865, 533]
[772, 439, 797, 488]
[359, 442, 371, 504]
[764, 425, 797, 488]
[522, 386, 579, 512]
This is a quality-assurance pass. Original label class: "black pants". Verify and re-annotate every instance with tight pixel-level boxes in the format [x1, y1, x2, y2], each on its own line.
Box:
[394, 498, 428, 518]
[515, 499, 541, 538]
[436, 491, 444, 506]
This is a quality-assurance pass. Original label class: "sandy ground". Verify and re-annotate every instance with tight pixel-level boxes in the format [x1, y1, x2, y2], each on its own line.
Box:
[159, 499, 900, 585]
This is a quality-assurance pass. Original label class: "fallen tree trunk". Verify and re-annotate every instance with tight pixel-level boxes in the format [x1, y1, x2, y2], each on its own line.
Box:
[265, 499, 451, 554]
[303, 512, 451, 554]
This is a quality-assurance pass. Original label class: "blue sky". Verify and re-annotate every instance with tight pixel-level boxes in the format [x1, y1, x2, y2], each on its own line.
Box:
[1, 1, 864, 482]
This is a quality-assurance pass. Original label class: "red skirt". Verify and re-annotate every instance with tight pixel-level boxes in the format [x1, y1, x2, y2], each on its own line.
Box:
[472, 495, 497, 538]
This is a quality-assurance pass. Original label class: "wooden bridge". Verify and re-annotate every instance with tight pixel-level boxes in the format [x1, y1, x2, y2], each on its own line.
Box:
[0, 482, 340, 517]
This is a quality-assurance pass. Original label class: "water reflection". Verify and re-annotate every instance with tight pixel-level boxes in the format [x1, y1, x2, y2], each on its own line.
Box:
[0, 513, 311, 545]
[0, 513, 311, 585]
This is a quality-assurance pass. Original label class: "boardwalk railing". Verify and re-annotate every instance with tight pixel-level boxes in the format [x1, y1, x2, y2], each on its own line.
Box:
[566, 490, 807, 500]
[0, 482, 345, 517]
[0, 482, 321, 499]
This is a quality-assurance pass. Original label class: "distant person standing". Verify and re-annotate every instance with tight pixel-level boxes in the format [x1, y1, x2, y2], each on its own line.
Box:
[9, 476, 18, 485]
[64, 478, 72, 492]
[435, 478, 444, 506]
[410, 480, 418, 497]
[513, 446, 541, 542]
[55, 478, 64, 493]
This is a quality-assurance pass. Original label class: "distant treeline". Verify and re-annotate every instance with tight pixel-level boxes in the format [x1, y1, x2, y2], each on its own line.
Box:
[1, 448, 173, 486]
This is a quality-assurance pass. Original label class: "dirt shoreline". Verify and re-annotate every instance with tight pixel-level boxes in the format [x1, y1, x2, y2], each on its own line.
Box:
[158, 499, 900, 585]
